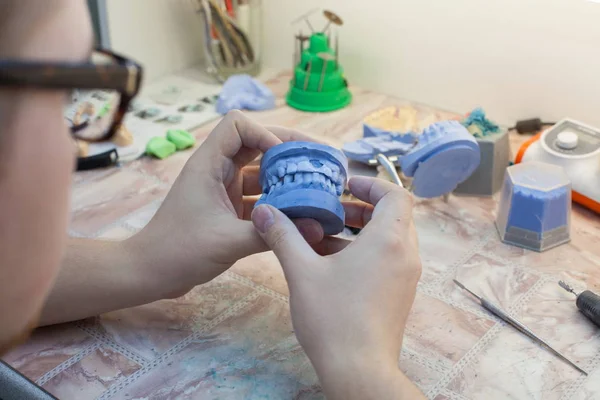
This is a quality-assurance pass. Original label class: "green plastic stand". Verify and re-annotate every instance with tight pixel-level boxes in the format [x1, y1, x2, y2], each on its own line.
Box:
[286, 33, 351, 112]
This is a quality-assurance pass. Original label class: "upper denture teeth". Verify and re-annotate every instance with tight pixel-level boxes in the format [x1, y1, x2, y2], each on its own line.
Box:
[277, 167, 286, 177]
[323, 166, 332, 178]
[287, 163, 298, 174]
[298, 161, 312, 171]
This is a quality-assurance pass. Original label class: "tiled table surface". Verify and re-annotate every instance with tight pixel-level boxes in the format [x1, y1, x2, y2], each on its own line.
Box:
[4, 72, 600, 400]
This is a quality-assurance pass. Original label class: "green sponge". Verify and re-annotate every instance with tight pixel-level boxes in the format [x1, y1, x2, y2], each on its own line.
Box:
[166, 129, 195, 150]
[146, 137, 176, 159]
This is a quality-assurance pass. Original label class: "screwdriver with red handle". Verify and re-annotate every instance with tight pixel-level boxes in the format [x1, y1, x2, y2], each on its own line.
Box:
[559, 281, 600, 328]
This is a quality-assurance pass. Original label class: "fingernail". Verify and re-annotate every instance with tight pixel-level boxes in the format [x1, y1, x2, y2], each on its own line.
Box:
[252, 205, 275, 234]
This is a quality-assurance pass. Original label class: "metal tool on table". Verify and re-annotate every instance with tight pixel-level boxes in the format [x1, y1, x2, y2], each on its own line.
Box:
[559, 281, 600, 328]
[374, 153, 404, 188]
[453, 279, 588, 375]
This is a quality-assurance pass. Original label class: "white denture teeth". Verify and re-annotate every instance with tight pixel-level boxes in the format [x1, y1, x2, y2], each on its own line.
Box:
[287, 163, 298, 174]
[277, 167, 286, 177]
[298, 160, 312, 172]
[284, 175, 293, 184]
[294, 173, 302, 182]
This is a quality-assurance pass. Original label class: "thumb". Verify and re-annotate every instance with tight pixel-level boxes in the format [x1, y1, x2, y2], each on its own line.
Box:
[251, 204, 317, 275]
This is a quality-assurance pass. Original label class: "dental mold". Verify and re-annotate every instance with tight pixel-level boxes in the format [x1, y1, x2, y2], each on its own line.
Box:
[400, 121, 480, 198]
[255, 141, 348, 235]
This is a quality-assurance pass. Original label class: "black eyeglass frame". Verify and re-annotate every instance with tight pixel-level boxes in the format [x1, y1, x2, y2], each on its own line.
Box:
[0, 48, 143, 142]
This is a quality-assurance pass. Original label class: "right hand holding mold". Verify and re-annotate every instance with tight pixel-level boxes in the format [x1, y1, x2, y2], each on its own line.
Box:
[251, 177, 424, 399]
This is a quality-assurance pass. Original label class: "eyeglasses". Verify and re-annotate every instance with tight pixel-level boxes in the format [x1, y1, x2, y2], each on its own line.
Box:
[0, 49, 143, 142]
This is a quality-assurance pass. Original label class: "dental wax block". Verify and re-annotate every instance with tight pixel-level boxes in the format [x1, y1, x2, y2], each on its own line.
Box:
[495, 161, 571, 252]
[255, 141, 348, 235]
[146, 137, 176, 159]
[167, 129, 195, 150]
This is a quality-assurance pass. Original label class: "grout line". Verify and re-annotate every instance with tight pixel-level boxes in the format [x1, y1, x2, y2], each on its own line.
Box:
[401, 347, 451, 376]
[424, 274, 549, 398]
[225, 271, 289, 304]
[36, 342, 101, 387]
[437, 388, 472, 400]
[428, 227, 496, 290]
[559, 347, 600, 400]
[96, 291, 260, 400]
[75, 321, 150, 368]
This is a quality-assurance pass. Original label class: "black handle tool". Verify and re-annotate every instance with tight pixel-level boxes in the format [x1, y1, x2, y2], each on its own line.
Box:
[559, 281, 600, 328]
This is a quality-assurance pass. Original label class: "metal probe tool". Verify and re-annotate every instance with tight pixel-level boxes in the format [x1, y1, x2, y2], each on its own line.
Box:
[453, 280, 587, 375]
[559, 281, 600, 328]
[374, 153, 404, 188]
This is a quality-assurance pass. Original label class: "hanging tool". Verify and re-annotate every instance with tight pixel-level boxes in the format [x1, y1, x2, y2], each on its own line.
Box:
[291, 8, 319, 32]
[453, 279, 588, 375]
[558, 281, 600, 328]
[322, 10, 344, 33]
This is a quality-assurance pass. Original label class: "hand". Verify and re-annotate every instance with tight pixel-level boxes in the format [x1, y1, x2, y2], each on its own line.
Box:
[129, 111, 324, 298]
[251, 177, 424, 399]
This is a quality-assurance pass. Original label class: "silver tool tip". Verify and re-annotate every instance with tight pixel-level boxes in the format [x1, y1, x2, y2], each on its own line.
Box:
[453, 279, 466, 290]
[558, 280, 578, 296]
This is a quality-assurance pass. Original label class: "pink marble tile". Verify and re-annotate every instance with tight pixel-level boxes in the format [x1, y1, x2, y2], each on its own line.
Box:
[70, 169, 165, 235]
[111, 294, 320, 400]
[440, 252, 540, 311]
[482, 236, 600, 287]
[569, 365, 600, 400]
[447, 327, 582, 400]
[403, 293, 495, 367]
[516, 279, 600, 366]
[2, 323, 95, 381]
[230, 252, 289, 296]
[42, 346, 140, 400]
[399, 350, 448, 394]
[131, 150, 193, 185]
[413, 197, 493, 285]
[96, 224, 135, 240]
[71, 167, 118, 187]
[122, 199, 162, 231]
[97, 274, 255, 360]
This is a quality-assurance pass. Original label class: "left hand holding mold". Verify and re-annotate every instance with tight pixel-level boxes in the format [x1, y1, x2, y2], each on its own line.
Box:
[128, 111, 324, 297]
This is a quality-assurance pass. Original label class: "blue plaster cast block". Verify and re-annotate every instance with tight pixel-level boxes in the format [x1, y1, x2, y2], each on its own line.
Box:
[342, 136, 414, 164]
[216, 74, 276, 114]
[400, 121, 480, 198]
[495, 161, 571, 252]
[255, 141, 348, 235]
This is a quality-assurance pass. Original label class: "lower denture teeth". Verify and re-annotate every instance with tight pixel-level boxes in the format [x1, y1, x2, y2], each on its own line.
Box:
[294, 173, 302, 183]
[284, 175, 292, 184]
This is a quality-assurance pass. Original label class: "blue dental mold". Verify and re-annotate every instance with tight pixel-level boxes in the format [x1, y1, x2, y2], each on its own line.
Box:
[255, 141, 348, 235]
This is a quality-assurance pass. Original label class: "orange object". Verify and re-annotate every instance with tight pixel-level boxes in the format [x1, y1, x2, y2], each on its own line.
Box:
[515, 133, 600, 213]
[514, 132, 542, 164]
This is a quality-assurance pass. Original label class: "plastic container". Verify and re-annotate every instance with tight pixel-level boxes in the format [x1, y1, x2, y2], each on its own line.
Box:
[495, 161, 571, 252]
[200, 0, 261, 82]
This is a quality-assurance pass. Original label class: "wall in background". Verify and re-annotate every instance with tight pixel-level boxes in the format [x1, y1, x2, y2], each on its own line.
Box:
[262, 0, 600, 127]
[105, 0, 205, 81]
